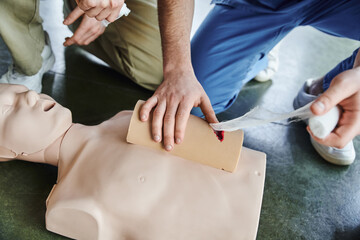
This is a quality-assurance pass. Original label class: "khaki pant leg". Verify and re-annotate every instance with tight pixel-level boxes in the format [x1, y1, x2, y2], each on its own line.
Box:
[64, 0, 162, 91]
[0, 0, 44, 75]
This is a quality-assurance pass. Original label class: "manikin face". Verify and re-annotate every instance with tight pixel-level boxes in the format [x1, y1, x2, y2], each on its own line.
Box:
[0, 84, 72, 156]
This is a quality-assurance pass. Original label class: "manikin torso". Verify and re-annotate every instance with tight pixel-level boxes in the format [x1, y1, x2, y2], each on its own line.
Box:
[45, 111, 266, 240]
[0, 84, 265, 240]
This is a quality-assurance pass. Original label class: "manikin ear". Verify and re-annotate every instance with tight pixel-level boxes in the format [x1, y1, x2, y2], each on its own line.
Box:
[0, 146, 17, 161]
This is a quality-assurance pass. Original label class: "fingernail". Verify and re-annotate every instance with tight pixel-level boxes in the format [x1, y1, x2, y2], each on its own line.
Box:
[165, 145, 173, 151]
[314, 101, 325, 113]
[141, 114, 146, 121]
[175, 138, 181, 144]
[154, 135, 160, 142]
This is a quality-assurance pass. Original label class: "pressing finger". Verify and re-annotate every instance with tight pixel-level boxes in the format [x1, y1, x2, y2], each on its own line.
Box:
[140, 97, 158, 122]
[174, 101, 192, 144]
[163, 102, 179, 151]
[152, 101, 166, 143]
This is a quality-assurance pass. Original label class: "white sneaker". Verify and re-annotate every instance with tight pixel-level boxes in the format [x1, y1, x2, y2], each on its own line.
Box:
[0, 32, 55, 93]
[310, 138, 355, 166]
[293, 79, 356, 165]
[254, 43, 280, 82]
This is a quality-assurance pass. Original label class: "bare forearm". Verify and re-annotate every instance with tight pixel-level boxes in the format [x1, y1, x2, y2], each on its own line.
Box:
[158, 0, 194, 74]
[140, 0, 217, 151]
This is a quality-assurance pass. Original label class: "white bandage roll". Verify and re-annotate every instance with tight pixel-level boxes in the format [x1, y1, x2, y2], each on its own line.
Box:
[102, 3, 131, 27]
[308, 106, 340, 139]
[210, 101, 340, 140]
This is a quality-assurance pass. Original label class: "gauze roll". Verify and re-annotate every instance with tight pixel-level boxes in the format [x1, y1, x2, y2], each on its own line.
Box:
[308, 106, 340, 139]
[210, 101, 339, 139]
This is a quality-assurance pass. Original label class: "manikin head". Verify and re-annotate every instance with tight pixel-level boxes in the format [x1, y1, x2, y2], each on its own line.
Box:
[0, 84, 72, 159]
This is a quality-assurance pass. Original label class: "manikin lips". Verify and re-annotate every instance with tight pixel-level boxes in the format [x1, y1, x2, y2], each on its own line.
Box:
[43, 101, 56, 112]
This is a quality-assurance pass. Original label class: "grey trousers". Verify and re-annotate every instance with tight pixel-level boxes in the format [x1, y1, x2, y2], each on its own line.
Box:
[64, 0, 163, 90]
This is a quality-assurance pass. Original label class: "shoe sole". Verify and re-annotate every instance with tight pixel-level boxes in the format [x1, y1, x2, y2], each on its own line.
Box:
[310, 138, 354, 166]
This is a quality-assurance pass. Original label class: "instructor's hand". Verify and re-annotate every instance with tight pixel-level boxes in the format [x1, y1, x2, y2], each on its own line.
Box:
[70, 0, 123, 22]
[140, 69, 218, 151]
[309, 68, 360, 148]
[63, 14, 105, 46]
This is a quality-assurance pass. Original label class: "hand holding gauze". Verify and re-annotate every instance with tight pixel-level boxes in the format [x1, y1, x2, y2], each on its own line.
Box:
[309, 106, 340, 139]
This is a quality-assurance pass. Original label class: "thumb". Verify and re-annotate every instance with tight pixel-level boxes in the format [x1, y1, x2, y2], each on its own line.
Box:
[64, 6, 84, 25]
[311, 71, 356, 116]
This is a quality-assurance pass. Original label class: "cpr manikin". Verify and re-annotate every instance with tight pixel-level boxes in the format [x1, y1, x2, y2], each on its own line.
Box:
[0, 84, 266, 240]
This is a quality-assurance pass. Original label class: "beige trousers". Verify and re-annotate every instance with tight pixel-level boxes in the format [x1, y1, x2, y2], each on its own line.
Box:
[64, 0, 163, 90]
[0, 0, 45, 75]
[0, 0, 162, 89]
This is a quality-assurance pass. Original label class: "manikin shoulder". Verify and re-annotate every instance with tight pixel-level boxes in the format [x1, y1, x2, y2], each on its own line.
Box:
[97, 110, 133, 133]
[46, 192, 102, 240]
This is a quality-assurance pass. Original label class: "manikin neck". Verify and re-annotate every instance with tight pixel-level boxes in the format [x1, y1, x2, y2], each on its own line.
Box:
[16, 124, 74, 167]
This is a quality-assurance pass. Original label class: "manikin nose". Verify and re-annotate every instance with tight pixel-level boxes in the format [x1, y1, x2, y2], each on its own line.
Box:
[25, 90, 40, 106]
